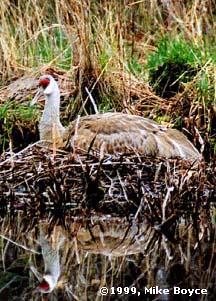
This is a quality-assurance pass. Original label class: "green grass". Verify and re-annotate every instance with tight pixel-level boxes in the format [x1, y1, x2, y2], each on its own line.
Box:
[0, 0, 215, 157]
[0, 102, 38, 152]
[146, 37, 202, 97]
[147, 38, 203, 70]
[145, 37, 216, 102]
[127, 57, 146, 78]
[20, 26, 73, 69]
[0, 102, 37, 122]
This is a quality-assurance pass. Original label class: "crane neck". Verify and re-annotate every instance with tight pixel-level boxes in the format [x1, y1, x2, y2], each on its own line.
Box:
[41, 91, 62, 125]
[39, 89, 66, 145]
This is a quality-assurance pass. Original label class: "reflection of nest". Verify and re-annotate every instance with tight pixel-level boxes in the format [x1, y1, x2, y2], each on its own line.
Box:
[71, 217, 158, 256]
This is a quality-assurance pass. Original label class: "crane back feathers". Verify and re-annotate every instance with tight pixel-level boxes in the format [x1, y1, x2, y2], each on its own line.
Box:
[64, 113, 200, 160]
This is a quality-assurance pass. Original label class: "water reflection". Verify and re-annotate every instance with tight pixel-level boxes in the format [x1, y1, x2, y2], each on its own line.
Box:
[0, 212, 215, 300]
[30, 226, 65, 293]
[29, 216, 158, 294]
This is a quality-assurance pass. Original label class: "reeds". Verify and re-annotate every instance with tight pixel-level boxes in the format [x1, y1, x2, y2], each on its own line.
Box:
[0, 0, 215, 157]
[0, 1, 215, 299]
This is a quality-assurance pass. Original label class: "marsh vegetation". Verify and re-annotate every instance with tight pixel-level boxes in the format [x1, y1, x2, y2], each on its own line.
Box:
[0, 1, 215, 300]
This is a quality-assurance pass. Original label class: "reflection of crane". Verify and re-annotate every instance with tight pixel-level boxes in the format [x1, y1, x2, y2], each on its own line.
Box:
[31, 75, 201, 161]
[30, 227, 64, 293]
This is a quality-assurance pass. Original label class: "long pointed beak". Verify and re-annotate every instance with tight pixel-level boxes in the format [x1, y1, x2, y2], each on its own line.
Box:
[30, 88, 43, 106]
[30, 265, 43, 282]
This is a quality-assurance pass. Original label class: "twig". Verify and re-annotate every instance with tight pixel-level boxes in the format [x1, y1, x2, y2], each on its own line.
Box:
[0, 276, 18, 294]
[0, 141, 42, 167]
[0, 234, 40, 254]
[85, 87, 99, 114]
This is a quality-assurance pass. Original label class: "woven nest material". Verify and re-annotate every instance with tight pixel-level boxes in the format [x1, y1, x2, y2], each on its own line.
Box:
[0, 144, 215, 225]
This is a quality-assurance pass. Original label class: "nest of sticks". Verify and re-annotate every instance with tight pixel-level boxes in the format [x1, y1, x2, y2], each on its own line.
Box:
[0, 145, 215, 242]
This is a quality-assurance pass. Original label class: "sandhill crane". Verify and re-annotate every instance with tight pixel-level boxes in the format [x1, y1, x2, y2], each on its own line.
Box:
[31, 75, 200, 162]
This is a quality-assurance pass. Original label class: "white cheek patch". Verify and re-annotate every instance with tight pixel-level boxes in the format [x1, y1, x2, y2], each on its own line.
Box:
[44, 82, 53, 95]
